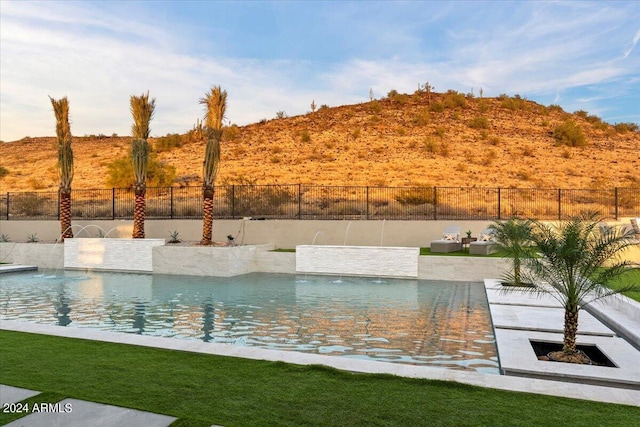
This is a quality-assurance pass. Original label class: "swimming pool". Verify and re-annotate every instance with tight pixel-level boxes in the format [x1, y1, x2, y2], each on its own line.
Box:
[0, 271, 499, 373]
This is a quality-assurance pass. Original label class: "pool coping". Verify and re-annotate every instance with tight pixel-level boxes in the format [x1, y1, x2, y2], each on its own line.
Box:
[1, 320, 639, 407]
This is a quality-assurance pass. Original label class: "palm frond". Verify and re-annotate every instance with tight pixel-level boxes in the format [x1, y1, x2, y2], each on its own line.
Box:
[130, 91, 156, 140]
[49, 96, 73, 189]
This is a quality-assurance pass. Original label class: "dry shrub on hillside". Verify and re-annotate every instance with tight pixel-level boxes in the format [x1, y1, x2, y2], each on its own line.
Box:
[553, 120, 586, 147]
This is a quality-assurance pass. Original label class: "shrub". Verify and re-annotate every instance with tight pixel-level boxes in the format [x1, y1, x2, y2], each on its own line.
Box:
[368, 101, 382, 113]
[12, 193, 45, 216]
[443, 92, 466, 109]
[553, 120, 586, 147]
[298, 129, 311, 143]
[106, 152, 176, 188]
[429, 101, 445, 112]
[548, 104, 564, 113]
[223, 124, 241, 141]
[574, 110, 588, 118]
[434, 127, 446, 138]
[0, 165, 9, 178]
[614, 122, 639, 133]
[423, 137, 438, 154]
[500, 97, 526, 110]
[154, 133, 183, 153]
[275, 111, 287, 119]
[469, 116, 489, 129]
[394, 187, 434, 206]
[412, 108, 430, 126]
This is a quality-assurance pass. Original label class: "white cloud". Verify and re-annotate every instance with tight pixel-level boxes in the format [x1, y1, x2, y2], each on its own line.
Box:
[1, 1, 638, 142]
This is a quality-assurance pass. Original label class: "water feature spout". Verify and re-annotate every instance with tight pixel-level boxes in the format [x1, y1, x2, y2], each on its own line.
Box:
[343, 221, 353, 246]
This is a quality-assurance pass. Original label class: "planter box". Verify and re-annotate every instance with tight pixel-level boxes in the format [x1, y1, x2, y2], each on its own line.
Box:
[64, 238, 165, 272]
[153, 243, 275, 277]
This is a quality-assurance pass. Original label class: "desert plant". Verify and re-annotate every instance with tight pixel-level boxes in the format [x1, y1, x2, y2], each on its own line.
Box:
[27, 233, 39, 243]
[311, 100, 316, 113]
[275, 111, 287, 119]
[49, 96, 74, 241]
[553, 120, 586, 147]
[168, 230, 181, 244]
[154, 133, 182, 153]
[0, 234, 9, 242]
[469, 116, 489, 129]
[489, 218, 535, 286]
[429, 101, 445, 113]
[0, 165, 9, 178]
[106, 153, 175, 188]
[200, 85, 226, 245]
[613, 122, 639, 133]
[394, 187, 434, 206]
[518, 214, 638, 360]
[130, 91, 156, 239]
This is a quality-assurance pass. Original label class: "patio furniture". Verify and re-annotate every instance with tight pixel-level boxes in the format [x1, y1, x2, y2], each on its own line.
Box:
[469, 229, 498, 255]
[430, 226, 462, 253]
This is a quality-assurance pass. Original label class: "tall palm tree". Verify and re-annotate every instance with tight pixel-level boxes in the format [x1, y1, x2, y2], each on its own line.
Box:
[199, 86, 226, 245]
[130, 91, 155, 239]
[49, 96, 74, 242]
[489, 218, 534, 285]
[520, 214, 638, 360]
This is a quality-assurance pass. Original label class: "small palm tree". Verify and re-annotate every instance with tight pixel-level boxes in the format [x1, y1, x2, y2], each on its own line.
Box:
[49, 96, 74, 242]
[199, 86, 226, 245]
[130, 91, 155, 239]
[520, 214, 638, 360]
[489, 218, 534, 285]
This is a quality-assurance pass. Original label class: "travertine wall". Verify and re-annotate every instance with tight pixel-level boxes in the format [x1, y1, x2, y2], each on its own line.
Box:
[296, 245, 419, 278]
[64, 238, 165, 272]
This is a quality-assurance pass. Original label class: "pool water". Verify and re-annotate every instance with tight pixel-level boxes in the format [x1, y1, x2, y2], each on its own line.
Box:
[0, 271, 499, 373]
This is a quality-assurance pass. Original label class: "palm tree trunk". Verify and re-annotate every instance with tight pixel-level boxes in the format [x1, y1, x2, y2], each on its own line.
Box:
[201, 186, 214, 245]
[132, 184, 146, 239]
[563, 308, 579, 354]
[59, 188, 73, 241]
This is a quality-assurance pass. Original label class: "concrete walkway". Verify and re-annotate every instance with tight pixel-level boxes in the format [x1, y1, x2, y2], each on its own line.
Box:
[0, 385, 177, 427]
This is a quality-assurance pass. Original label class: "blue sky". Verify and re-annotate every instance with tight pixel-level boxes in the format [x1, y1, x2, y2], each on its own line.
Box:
[1, 0, 639, 142]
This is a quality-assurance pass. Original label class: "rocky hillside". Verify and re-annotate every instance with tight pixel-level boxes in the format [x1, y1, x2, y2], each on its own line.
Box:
[1, 90, 638, 192]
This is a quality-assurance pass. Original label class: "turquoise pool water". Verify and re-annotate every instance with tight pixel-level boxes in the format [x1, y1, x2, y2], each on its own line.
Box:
[0, 271, 498, 373]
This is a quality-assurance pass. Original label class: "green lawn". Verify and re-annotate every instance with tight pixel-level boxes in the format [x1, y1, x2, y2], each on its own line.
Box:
[1, 331, 638, 426]
[606, 268, 640, 302]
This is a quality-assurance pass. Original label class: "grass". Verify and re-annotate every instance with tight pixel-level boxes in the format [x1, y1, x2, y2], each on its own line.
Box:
[605, 268, 640, 302]
[273, 248, 505, 257]
[1, 331, 638, 426]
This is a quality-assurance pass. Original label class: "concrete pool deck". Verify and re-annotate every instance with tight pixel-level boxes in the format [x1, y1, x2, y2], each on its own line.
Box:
[1, 320, 639, 409]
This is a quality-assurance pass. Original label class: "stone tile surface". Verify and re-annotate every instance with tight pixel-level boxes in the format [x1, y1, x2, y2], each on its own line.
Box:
[0, 385, 40, 405]
[490, 305, 615, 336]
[3, 399, 176, 427]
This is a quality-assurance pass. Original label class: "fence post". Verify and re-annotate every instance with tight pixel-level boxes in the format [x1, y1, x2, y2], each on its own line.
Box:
[298, 184, 302, 219]
[433, 187, 438, 220]
[170, 187, 174, 219]
[57, 190, 60, 220]
[497, 188, 501, 220]
[5, 192, 9, 220]
[231, 185, 235, 218]
[366, 186, 369, 220]
[112, 188, 116, 220]
[614, 187, 619, 220]
[557, 189, 562, 220]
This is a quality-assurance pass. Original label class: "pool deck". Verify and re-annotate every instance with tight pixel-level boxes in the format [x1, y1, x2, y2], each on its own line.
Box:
[1, 272, 639, 425]
[0, 264, 38, 274]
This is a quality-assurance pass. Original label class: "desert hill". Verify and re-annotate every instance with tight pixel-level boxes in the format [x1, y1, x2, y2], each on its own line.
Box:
[1, 90, 638, 193]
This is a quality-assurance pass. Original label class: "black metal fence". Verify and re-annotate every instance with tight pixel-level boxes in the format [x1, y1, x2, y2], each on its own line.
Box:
[1, 185, 638, 221]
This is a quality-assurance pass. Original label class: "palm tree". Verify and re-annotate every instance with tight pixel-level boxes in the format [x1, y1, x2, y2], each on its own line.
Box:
[49, 96, 74, 242]
[520, 214, 638, 360]
[130, 91, 155, 239]
[489, 218, 534, 286]
[199, 86, 226, 245]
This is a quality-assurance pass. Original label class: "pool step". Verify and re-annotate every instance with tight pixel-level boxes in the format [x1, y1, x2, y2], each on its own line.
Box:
[0, 265, 38, 274]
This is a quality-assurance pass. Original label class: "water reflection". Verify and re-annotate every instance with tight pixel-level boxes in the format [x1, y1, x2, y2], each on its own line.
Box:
[202, 299, 215, 342]
[54, 285, 72, 326]
[0, 271, 498, 373]
[132, 301, 146, 334]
